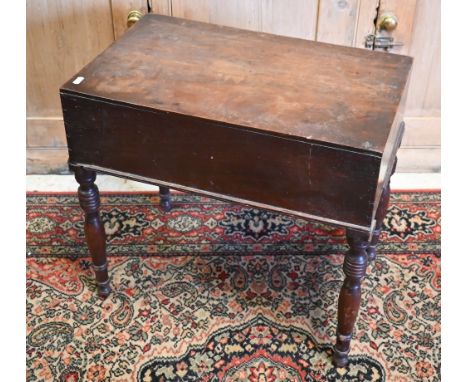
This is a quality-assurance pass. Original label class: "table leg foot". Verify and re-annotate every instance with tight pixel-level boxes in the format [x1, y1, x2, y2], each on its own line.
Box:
[333, 343, 351, 368]
[159, 186, 172, 212]
[74, 167, 111, 298]
[333, 229, 369, 367]
[96, 279, 112, 298]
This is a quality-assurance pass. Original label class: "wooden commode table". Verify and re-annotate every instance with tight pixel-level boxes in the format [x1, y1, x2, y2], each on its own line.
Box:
[60, 14, 412, 367]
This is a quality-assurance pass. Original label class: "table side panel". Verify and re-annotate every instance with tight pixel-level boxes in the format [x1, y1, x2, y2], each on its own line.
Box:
[61, 94, 381, 228]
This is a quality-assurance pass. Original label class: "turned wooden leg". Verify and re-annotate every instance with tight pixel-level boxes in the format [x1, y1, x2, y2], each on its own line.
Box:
[333, 229, 369, 367]
[159, 186, 172, 212]
[74, 167, 111, 298]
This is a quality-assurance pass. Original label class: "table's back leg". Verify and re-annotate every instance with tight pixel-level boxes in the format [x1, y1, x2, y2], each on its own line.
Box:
[159, 186, 172, 212]
[367, 158, 397, 262]
[333, 228, 369, 367]
[74, 167, 111, 298]
[367, 184, 391, 262]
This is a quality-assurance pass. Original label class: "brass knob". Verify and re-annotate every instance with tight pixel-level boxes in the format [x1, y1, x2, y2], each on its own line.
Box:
[378, 12, 398, 32]
[127, 10, 144, 28]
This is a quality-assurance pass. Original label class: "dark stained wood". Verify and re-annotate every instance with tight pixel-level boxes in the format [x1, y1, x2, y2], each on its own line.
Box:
[367, 183, 391, 262]
[333, 229, 369, 368]
[367, 159, 398, 262]
[61, 14, 412, 155]
[368, 127, 403, 262]
[373, 121, 405, 222]
[62, 93, 381, 229]
[60, 14, 412, 232]
[159, 186, 172, 212]
[60, 14, 412, 366]
[74, 167, 111, 298]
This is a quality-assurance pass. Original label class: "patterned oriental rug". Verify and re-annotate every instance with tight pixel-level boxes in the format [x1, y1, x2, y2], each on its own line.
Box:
[26, 191, 441, 382]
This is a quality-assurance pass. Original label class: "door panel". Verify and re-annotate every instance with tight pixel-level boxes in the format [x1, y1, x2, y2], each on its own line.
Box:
[374, 0, 440, 172]
[26, 0, 115, 173]
[171, 0, 261, 31]
[261, 0, 318, 40]
[26, 119, 67, 148]
[314, 0, 380, 48]
[171, 0, 318, 40]
[316, 0, 361, 45]
[353, 0, 380, 48]
[375, 0, 417, 56]
[111, 0, 149, 39]
[111, 0, 172, 39]
[26, 0, 114, 117]
[404, 0, 441, 116]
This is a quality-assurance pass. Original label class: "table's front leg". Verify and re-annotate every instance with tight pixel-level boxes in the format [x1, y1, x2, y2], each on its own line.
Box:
[333, 228, 369, 367]
[74, 167, 111, 298]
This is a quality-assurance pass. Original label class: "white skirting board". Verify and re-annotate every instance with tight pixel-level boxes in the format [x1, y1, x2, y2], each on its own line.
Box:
[26, 173, 441, 192]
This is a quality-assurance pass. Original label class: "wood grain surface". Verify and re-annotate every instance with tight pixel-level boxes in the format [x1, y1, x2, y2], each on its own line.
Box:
[61, 14, 412, 154]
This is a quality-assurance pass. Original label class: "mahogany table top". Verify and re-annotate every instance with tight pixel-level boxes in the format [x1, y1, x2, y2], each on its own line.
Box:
[61, 14, 412, 155]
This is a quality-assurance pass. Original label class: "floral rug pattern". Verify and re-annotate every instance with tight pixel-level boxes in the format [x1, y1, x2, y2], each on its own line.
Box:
[26, 192, 440, 381]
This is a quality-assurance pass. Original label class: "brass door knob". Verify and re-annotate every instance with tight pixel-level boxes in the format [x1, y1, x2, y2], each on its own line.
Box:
[127, 10, 144, 28]
[378, 12, 398, 32]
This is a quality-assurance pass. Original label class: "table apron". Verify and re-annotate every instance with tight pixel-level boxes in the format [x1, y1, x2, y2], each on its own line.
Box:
[62, 94, 382, 230]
